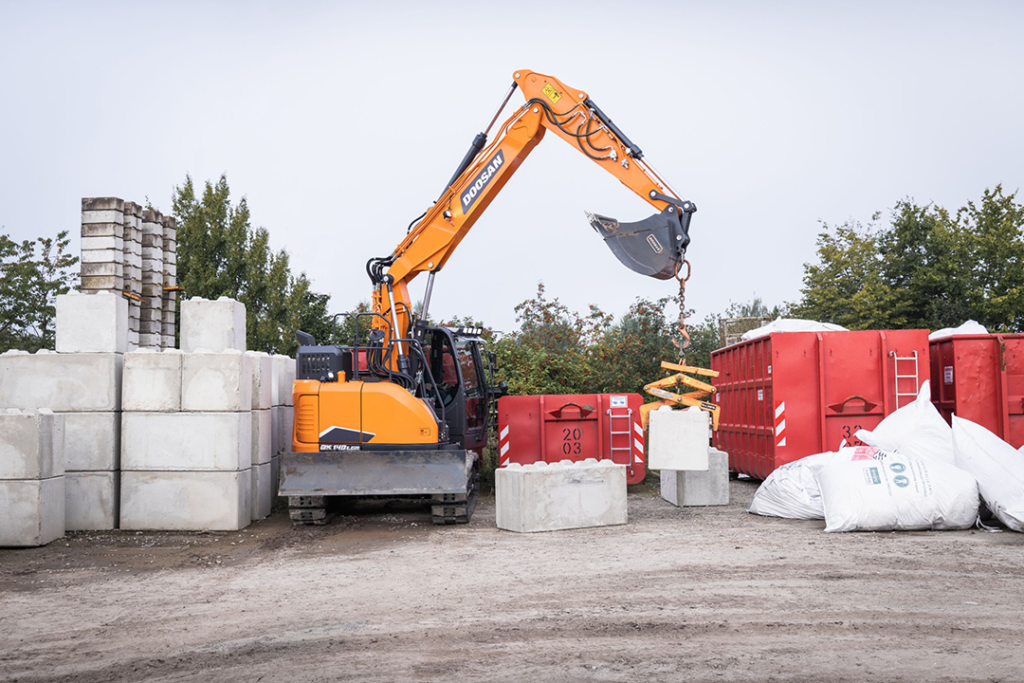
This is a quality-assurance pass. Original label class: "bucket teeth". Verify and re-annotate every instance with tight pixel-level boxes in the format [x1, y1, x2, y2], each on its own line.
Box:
[585, 211, 619, 235]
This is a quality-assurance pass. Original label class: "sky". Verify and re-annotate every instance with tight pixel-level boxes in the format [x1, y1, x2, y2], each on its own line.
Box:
[2, 0, 1022, 334]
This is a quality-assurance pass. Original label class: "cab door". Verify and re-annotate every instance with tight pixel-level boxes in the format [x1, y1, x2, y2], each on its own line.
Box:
[456, 339, 488, 450]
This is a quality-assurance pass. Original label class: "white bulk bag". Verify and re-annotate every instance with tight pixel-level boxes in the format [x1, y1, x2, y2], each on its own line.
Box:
[855, 381, 955, 465]
[951, 416, 1024, 532]
[747, 446, 881, 519]
[817, 455, 979, 532]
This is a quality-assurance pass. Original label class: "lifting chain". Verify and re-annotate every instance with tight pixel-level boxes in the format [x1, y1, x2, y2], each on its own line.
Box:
[671, 258, 691, 363]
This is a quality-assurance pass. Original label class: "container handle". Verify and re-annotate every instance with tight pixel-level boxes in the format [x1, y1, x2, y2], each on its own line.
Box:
[828, 395, 879, 414]
[549, 402, 595, 419]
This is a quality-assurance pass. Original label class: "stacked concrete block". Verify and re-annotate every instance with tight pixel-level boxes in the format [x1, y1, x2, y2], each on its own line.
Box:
[120, 308, 254, 530]
[180, 297, 246, 353]
[661, 447, 730, 507]
[271, 354, 296, 458]
[496, 459, 627, 533]
[161, 216, 177, 348]
[121, 202, 143, 350]
[139, 209, 165, 349]
[52, 291, 129, 529]
[0, 410, 65, 546]
[247, 352, 274, 520]
[80, 198, 124, 295]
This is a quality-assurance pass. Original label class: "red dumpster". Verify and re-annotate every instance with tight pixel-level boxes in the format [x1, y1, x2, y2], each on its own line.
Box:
[711, 330, 929, 479]
[929, 334, 1024, 448]
[497, 393, 646, 484]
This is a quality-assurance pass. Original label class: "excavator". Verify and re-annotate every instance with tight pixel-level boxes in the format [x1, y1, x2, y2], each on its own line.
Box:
[280, 70, 697, 524]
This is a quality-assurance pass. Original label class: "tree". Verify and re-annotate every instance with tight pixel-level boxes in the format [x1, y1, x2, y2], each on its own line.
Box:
[795, 187, 1024, 332]
[589, 296, 679, 396]
[172, 174, 334, 354]
[0, 228, 78, 353]
[792, 216, 896, 329]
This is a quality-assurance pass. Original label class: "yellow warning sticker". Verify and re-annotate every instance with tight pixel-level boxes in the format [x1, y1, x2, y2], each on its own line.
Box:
[541, 83, 561, 104]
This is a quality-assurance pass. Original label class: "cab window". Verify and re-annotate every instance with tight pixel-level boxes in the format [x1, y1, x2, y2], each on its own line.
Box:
[457, 341, 481, 397]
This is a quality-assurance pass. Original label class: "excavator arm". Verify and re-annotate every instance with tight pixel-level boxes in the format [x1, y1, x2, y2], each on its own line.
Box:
[368, 70, 696, 347]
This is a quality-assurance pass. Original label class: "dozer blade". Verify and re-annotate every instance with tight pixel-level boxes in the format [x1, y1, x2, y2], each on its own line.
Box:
[587, 205, 693, 280]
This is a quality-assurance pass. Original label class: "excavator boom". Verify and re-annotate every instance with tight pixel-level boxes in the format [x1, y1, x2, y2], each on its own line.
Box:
[370, 70, 696, 344]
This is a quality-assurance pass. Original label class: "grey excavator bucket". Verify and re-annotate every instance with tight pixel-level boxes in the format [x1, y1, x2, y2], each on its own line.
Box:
[587, 204, 694, 280]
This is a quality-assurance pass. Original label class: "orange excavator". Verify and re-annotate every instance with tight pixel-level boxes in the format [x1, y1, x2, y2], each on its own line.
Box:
[281, 70, 696, 524]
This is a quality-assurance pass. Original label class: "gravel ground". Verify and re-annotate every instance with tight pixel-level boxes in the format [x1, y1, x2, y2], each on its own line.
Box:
[1, 478, 1023, 682]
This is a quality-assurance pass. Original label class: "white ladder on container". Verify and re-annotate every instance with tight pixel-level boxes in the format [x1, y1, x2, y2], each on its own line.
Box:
[890, 350, 919, 409]
[607, 408, 634, 478]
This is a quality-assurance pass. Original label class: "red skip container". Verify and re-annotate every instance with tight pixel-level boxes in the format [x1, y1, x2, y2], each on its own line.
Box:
[496, 393, 646, 484]
[929, 334, 1024, 448]
[711, 330, 929, 479]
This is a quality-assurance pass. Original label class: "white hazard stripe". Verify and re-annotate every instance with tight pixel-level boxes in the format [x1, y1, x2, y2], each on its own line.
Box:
[499, 442, 509, 456]
[776, 419, 785, 435]
[634, 453, 643, 464]
[500, 425, 509, 439]
[775, 402, 785, 419]
[777, 437, 787, 447]
[634, 438, 644, 454]
[633, 421, 643, 436]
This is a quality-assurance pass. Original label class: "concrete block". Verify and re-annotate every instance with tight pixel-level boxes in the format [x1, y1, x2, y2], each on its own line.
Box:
[0, 409, 64, 479]
[648, 407, 710, 471]
[55, 291, 128, 354]
[82, 235, 124, 252]
[246, 352, 272, 410]
[139, 333, 162, 348]
[82, 197, 125, 213]
[251, 461, 272, 521]
[80, 262, 124, 277]
[661, 448, 730, 507]
[61, 411, 119, 471]
[120, 470, 250, 531]
[0, 352, 122, 412]
[180, 297, 246, 353]
[121, 411, 251, 471]
[0, 477, 65, 547]
[65, 471, 118, 530]
[81, 210, 123, 225]
[81, 248, 122, 264]
[82, 222, 124, 238]
[270, 406, 279, 456]
[80, 275, 122, 291]
[272, 354, 295, 406]
[271, 454, 280, 497]
[496, 459, 627, 533]
[181, 351, 252, 412]
[252, 409, 272, 465]
[122, 350, 182, 411]
[276, 406, 294, 454]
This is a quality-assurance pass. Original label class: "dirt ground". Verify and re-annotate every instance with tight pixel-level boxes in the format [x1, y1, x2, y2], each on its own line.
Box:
[2, 479, 1023, 683]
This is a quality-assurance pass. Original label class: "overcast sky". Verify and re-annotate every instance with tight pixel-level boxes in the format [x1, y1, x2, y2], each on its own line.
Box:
[2, 0, 1022, 334]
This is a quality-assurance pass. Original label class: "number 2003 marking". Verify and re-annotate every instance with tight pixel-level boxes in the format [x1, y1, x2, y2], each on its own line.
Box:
[562, 427, 582, 455]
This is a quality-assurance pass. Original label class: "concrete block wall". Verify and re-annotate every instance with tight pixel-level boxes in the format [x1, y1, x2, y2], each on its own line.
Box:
[119, 299, 268, 531]
[0, 314, 124, 531]
[0, 410, 66, 547]
[496, 460, 628, 533]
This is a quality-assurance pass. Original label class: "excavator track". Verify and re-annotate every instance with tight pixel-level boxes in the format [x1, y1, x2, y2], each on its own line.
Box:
[430, 472, 479, 525]
[288, 495, 335, 526]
